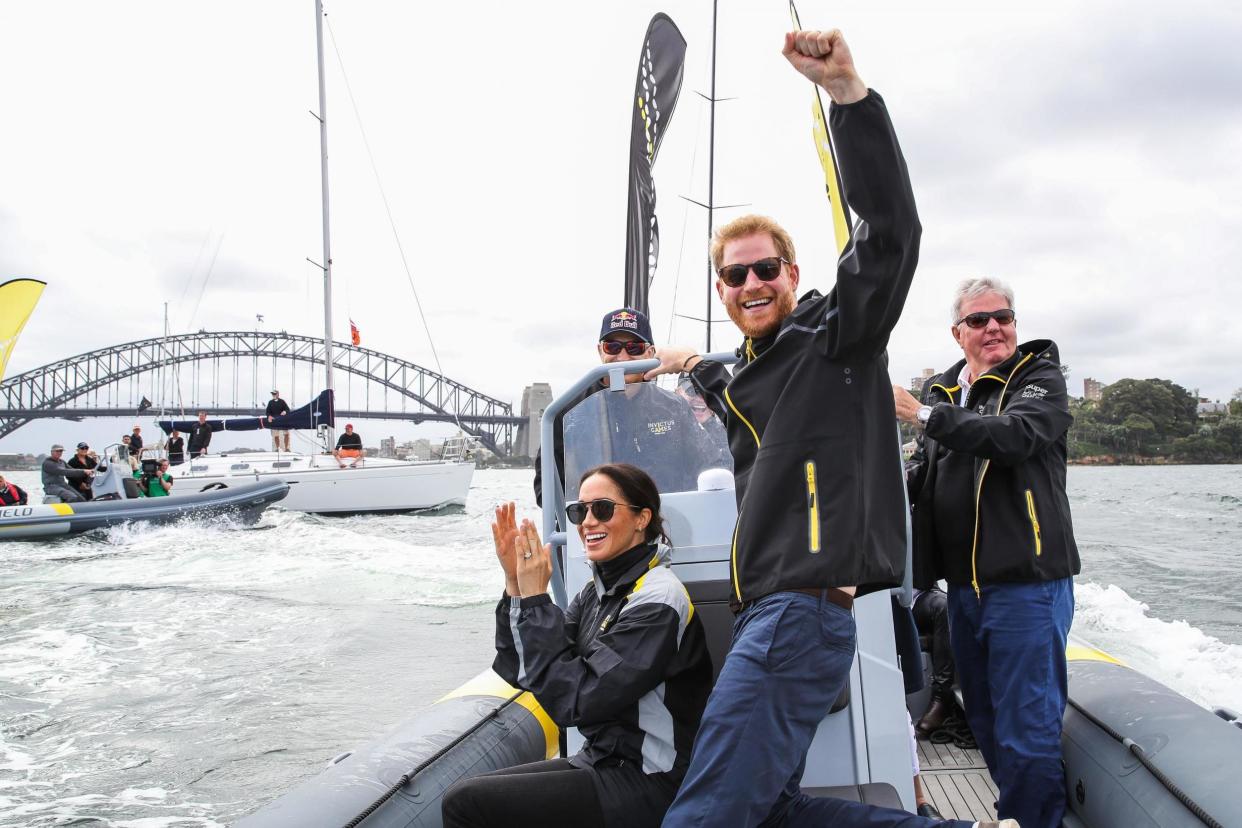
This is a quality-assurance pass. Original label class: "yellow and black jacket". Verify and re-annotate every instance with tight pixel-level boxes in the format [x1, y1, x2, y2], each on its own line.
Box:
[493, 543, 711, 825]
[907, 339, 1081, 592]
[689, 91, 921, 605]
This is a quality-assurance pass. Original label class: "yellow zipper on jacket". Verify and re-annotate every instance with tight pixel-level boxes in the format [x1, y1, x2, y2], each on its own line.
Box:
[969, 352, 1034, 597]
[724, 385, 761, 602]
[805, 461, 821, 553]
[1025, 489, 1042, 556]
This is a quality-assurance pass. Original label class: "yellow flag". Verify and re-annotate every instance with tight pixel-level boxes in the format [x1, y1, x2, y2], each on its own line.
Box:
[789, 0, 853, 256]
[0, 278, 46, 381]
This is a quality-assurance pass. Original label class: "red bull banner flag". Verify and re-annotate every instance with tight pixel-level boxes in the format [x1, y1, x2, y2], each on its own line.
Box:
[623, 13, 687, 315]
[350, 319, 361, 347]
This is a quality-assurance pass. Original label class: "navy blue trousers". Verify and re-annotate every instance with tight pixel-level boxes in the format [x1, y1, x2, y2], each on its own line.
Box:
[948, 578, 1074, 828]
[662, 591, 970, 828]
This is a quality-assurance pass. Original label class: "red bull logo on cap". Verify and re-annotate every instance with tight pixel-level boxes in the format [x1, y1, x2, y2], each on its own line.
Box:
[610, 311, 638, 330]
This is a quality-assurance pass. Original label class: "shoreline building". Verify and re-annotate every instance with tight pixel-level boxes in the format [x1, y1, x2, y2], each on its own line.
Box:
[515, 383, 553, 459]
[909, 368, 936, 394]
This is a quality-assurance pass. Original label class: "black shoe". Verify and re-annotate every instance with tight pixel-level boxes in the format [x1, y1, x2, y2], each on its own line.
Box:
[915, 696, 953, 738]
[917, 802, 943, 819]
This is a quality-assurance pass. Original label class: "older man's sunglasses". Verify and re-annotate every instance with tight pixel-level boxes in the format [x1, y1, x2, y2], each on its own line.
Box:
[566, 498, 643, 525]
[717, 256, 789, 288]
[601, 340, 649, 356]
[956, 309, 1016, 329]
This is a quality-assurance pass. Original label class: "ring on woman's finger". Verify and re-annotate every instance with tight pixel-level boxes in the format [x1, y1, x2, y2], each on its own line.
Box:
[523, 552, 533, 559]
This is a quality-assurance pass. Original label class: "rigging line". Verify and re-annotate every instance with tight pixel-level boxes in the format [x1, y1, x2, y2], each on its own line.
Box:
[174, 227, 214, 318]
[186, 232, 225, 330]
[666, 95, 707, 348]
[325, 19, 464, 434]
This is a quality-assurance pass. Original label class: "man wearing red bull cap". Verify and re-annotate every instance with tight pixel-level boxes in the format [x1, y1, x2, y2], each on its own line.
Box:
[334, 423, 364, 468]
[534, 308, 724, 505]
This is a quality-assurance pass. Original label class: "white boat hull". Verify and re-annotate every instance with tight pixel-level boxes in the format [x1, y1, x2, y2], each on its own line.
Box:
[166, 452, 474, 514]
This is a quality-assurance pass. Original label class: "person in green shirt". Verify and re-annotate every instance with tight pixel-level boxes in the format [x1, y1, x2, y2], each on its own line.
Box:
[134, 459, 174, 497]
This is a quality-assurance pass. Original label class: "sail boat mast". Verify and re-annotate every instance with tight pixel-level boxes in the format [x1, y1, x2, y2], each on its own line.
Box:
[704, 0, 719, 352]
[313, 0, 336, 443]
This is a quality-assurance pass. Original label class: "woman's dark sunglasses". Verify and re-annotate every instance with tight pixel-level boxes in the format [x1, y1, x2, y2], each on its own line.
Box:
[600, 340, 650, 356]
[716, 256, 789, 289]
[566, 498, 643, 525]
[955, 308, 1016, 329]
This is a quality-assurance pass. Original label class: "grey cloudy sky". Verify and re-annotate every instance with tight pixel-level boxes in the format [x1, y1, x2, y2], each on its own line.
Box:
[2, 0, 1239, 453]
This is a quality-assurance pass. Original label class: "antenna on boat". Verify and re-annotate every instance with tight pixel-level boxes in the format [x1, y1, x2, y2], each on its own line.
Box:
[309, 0, 337, 449]
[704, 0, 719, 352]
[677, 0, 745, 351]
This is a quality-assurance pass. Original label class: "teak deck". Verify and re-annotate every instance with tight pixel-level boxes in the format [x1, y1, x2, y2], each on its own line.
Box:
[917, 738, 999, 822]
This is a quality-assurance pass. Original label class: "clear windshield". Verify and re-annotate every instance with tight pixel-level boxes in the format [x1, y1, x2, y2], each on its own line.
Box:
[562, 382, 732, 501]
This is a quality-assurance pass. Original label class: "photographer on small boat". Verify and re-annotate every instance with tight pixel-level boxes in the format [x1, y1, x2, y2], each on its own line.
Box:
[135, 458, 174, 497]
[442, 463, 712, 828]
[894, 277, 1079, 828]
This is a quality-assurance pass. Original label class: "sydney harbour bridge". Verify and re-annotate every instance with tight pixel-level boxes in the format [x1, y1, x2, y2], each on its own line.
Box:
[0, 331, 524, 456]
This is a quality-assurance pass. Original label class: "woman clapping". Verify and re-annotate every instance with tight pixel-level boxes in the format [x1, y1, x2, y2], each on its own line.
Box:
[442, 463, 712, 828]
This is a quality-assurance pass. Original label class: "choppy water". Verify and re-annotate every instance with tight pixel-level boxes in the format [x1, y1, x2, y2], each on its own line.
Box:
[1, 465, 1240, 826]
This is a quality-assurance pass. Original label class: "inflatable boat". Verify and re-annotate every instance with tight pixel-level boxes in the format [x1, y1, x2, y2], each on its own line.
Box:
[238, 360, 1242, 828]
[1, 451, 288, 540]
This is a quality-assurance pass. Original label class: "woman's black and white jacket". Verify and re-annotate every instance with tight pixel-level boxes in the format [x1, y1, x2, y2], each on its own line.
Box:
[492, 544, 711, 800]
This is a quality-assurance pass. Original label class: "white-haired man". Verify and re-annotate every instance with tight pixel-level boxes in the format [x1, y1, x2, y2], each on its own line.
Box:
[894, 276, 1079, 828]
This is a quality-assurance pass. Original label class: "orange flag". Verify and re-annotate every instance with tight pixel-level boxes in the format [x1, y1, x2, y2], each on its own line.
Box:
[349, 319, 361, 346]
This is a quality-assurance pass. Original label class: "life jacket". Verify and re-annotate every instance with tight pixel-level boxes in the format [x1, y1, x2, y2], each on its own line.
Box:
[1, 482, 22, 505]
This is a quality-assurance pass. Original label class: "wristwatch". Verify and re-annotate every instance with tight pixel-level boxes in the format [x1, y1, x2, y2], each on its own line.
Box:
[915, 405, 933, 427]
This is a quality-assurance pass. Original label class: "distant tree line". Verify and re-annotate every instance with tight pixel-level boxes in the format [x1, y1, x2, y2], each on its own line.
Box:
[1070, 379, 1242, 463]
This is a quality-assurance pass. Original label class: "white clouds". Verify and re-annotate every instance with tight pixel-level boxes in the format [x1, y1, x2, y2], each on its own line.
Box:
[1, 0, 1240, 453]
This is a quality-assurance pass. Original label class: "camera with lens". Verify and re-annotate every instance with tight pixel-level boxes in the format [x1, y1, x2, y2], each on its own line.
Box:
[139, 457, 160, 490]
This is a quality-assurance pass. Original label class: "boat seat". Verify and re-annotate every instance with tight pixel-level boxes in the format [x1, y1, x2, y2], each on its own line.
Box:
[802, 783, 903, 810]
[122, 477, 141, 499]
[685, 579, 849, 713]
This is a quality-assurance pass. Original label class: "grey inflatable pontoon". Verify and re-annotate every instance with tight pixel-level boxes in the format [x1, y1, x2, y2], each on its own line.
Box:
[0, 452, 288, 540]
[236, 671, 557, 828]
[1061, 650, 1242, 828]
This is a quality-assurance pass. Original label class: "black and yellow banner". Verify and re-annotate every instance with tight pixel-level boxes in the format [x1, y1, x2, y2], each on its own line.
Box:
[623, 13, 687, 315]
[789, 0, 854, 255]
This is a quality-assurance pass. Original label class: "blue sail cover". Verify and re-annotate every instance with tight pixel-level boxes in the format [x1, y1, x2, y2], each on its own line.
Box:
[158, 389, 335, 435]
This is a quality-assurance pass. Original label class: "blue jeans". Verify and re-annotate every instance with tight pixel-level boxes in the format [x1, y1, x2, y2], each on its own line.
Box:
[662, 591, 969, 828]
[948, 578, 1074, 828]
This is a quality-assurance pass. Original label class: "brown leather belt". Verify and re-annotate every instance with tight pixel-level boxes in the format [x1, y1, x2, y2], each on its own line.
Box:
[735, 587, 855, 614]
[788, 587, 854, 611]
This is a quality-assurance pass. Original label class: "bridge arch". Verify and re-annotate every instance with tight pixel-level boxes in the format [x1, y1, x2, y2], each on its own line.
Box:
[0, 331, 518, 454]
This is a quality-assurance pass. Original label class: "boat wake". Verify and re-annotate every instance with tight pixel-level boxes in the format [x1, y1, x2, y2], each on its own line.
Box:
[1075, 580, 1242, 712]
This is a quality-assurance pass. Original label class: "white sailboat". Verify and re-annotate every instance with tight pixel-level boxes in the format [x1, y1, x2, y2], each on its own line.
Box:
[163, 2, 473, 515]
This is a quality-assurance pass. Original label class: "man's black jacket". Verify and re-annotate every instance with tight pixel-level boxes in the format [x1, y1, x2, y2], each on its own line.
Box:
[689, 91, 920, 604]
[906, 339, 1081, 591]
[265, 398, 290, 419]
